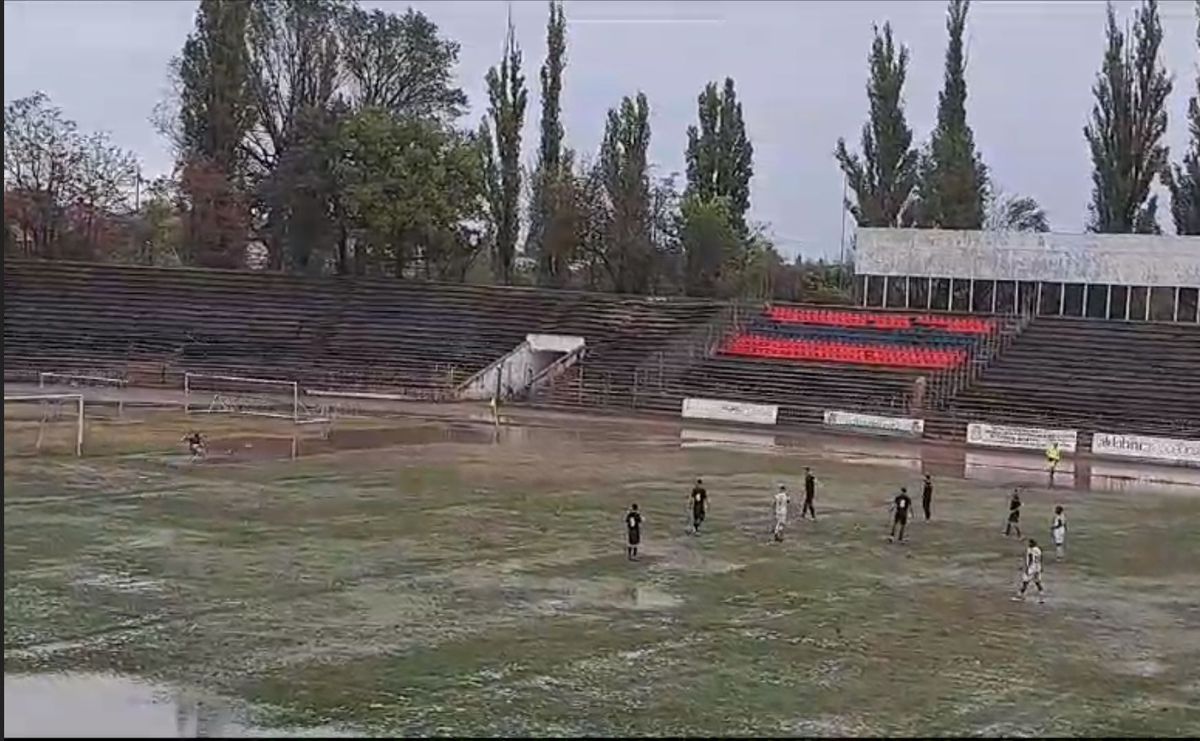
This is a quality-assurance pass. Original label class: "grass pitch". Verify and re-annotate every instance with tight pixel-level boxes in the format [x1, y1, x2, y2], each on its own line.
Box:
[4, 409, 1199, 736]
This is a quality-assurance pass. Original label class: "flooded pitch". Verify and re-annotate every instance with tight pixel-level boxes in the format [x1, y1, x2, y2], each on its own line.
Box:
[5, 406, 1200, 736]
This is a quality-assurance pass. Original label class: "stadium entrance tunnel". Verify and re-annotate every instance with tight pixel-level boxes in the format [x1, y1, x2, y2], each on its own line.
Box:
[457, 334, 586, 402]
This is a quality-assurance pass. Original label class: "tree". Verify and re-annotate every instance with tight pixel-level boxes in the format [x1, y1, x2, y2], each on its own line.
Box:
[917, 0, 988, 229]
[1165, 2, 1200, 235]
[595, 93, 654, 294]
[175, 0, 254, 268]
[835, 23, 920, 227]
[3, 92, 139, 260]
[1084, 0, 1172, 234]
[481, 16, 527, 285]
[335, 108, 486, 280]
[685, 77, 754, 236]
[339, 7, 467, 121]
[528, 0, 569, 286]
[986, 190, 1050, 232]
[3, 92, 84, 256]
[679, 195, 740, 296]
[244, 0, 345, 268]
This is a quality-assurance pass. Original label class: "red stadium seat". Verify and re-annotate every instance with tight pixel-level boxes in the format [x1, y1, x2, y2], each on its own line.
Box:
[719, 334, 965, 370]
[765, 306, 995, 335]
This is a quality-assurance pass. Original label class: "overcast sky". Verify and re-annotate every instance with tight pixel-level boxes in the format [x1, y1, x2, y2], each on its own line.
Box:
[4, 0, 1198, 258]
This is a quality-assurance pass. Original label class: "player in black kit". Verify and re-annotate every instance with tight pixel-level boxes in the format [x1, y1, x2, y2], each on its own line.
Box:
[801, 468, 817, 520]
[690, 479, 708, 534]
[921, 474, 933, 521]
[625, 503, 642, 560]
[889, 487, 912, 542]
[1004, 489, 1023, 538]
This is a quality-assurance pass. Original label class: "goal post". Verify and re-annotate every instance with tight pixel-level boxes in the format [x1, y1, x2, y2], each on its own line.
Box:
[38, 371, 129, 416]
[182, 372, 327, 424]
[38, 371, 128, 390]
[4, 393, 85, 456]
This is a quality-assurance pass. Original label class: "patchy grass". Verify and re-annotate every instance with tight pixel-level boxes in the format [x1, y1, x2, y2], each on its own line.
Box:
[5, 412, 1200, 736]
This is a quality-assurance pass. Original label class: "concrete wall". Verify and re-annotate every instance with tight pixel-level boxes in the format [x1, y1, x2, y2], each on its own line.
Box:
[856, 229, 1200, 287]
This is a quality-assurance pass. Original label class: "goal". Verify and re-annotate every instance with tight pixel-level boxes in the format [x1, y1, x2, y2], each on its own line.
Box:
[38, 371, 129, 417]
[183, 372, 329, 425]
[4, 393, 85, 456]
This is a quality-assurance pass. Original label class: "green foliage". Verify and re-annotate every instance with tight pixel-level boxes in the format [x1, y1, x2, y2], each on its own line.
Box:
[1164, 3, 1200, 235]
[339, 7, 467, 121]
[335, 108, 486, 280]
[596, 93, 654, 294]
[1085, 0, 1172, 234]
[482, 18, 528, 285]
[916, 0, 989, 230]
[529, 0, 569, 286]
[835, 23, 919, 228]
[176, 0, 254, 268]
[685, 78, 753, 236]
[680, 196, 740, 297]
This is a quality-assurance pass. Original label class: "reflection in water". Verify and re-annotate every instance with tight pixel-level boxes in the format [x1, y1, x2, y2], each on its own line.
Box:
[674, 423, 1198, 497]
[963, 450, 1076, 488]
[3, 673, 351, 738]
[1090, 462, 1200, 496]
[679, 427, 777, 451]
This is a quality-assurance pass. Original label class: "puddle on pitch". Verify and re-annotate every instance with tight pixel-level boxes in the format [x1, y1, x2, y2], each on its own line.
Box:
[3, 673, 357, 738]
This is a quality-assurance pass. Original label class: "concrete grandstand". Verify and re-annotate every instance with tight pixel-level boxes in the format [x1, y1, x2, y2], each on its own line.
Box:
[5, 228, 1199, 465]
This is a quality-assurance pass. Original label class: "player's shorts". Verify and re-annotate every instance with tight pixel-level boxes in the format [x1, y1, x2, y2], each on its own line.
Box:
[894, 514, 908, 525]
[1008, 512, 1021, 523]
[189, 444, 203, 456]
[774, 516, 786, 530]
[1052, 530, 1065, 545]
[627, 529, 640, 546]
[693, 507, 705, 523]
[1022, 569, 1042, 583]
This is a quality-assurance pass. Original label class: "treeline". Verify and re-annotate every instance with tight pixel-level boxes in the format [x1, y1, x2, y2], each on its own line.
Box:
[838, 0, 1199, 236]
[4, 0, 1198, 304]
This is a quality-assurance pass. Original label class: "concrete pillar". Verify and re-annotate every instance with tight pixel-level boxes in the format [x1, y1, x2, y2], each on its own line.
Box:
[906, 276, 912, 309]
[926, 278, 933, 310]
[969, 280, 976, 313]
[1058, 284, 1065, 316]
[1105, 284, 1112, 320]
[1174, 286, 1181, 322]
[883, 276, 890, 309]
[1145, 287, 1151, 322]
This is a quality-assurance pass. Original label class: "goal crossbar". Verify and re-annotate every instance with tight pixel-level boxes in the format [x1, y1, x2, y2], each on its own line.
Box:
[4, 393, 85, 456]
[183, 372, 328, 424]
[38, 372, 127, 388]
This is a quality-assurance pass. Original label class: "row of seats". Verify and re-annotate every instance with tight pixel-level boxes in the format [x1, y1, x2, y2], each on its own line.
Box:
[3, 261, 723, 397]
[766, 306, 996, 334]
[744, 319, 981, 348]
[720, 334, 966, 370]
[942, 317, 1200, 438]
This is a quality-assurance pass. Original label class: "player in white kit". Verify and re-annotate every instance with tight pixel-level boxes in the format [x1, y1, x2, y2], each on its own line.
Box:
[772, 485, 789, 542]
[1013, 538, 1045, 603]
[1050, 505, 1067, 559]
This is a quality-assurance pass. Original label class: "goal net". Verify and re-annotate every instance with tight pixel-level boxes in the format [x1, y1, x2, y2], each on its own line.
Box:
[183, 373, 329, 425]
[4, 393, 85, 457]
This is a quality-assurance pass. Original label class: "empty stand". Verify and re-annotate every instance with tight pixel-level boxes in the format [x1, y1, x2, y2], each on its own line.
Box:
[3, 261, 723, 400]
[938, 317, 1200, 439]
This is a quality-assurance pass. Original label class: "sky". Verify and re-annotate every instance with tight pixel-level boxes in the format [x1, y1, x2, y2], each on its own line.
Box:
[4, 0, 1198, 259]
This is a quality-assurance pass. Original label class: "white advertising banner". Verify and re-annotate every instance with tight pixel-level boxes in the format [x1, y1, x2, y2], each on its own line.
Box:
[965, 422, 1078, 454]
[681, 397, 779, 426]
[823, 410, 925, 436]
[1091, 432, 1200, 467]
